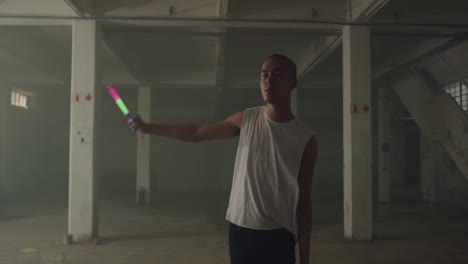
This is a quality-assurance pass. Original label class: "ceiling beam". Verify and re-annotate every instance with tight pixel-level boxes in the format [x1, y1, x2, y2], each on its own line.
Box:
[297, 35, 342, 80]
[64, 0, 95, 17]
[64, 0, 84, 18]
[103, 18, 341, 30]
[348, 0, 389, 21]
[297, 0, 389, 80]
[373, 37, 467, 81]
[105, 26, 222, 36]
[0, 18, 72, 26]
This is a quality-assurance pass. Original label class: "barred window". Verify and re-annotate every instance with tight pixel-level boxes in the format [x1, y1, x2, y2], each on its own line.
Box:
[443, 81, 468, 112]
[10, 90, 28, 109]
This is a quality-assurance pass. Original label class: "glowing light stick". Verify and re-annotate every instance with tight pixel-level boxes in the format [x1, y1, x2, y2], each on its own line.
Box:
[107, 85, 130, 116]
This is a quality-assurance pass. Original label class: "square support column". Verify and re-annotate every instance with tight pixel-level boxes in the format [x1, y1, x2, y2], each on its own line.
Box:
[136, 86, 151, 205]
[342, 25, 373, 240]
[68, 20, 101, 243]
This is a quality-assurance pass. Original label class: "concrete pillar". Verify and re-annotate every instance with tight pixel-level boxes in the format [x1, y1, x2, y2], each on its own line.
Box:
[342, 25, 373, 241]
[68, 20, 101, 243]
[378, 87, 391, 203]
[0, 87, 8, 194]
[136, 86, 151, 205]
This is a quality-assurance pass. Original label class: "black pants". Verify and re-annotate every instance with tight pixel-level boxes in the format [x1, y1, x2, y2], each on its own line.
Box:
[228, 223, 296, 264]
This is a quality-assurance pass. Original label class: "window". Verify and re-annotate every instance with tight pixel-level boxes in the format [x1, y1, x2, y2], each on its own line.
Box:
[443, 81, 468, 112]
[10, 90, 34, 109]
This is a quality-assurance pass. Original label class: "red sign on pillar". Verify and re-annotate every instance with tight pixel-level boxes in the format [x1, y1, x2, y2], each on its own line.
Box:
[351, 103, 371, 114]
[74, 92, 93, 103]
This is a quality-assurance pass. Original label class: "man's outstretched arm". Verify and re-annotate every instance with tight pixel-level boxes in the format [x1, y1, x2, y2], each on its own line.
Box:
[297, 136, 318, 264]
[125, 111, 244, 142]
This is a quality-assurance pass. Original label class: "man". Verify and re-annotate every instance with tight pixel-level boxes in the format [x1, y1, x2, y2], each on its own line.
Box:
[126, 54, 317, 264]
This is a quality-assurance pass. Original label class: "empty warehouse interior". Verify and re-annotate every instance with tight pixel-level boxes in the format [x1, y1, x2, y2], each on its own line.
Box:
[0, 0, 467, 263]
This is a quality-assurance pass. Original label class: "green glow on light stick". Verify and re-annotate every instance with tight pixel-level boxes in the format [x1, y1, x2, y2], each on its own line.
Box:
[116, 99, 130, 115]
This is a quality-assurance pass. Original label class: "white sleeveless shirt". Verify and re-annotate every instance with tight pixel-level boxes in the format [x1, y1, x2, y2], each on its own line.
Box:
[225, 106, 314, 240]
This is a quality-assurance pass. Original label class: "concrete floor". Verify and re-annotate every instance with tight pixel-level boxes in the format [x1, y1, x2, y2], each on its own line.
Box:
[0, 191, 467, 264]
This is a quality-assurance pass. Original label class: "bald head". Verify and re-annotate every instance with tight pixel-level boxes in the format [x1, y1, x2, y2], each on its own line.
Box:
[260, 54, 298, 105]
[264, 54, 297, 82]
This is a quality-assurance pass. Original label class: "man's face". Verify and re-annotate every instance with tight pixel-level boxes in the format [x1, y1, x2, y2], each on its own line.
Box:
[260, 58, 297, 104]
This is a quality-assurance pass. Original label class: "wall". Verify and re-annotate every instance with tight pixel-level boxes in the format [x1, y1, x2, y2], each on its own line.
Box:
[299, 88, 343, 186]
[1, 84, 70, 200]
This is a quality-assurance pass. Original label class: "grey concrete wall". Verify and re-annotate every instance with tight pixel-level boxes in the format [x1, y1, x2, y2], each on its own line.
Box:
[299, 88, 342, 186]
[1, 85, 69, 199]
